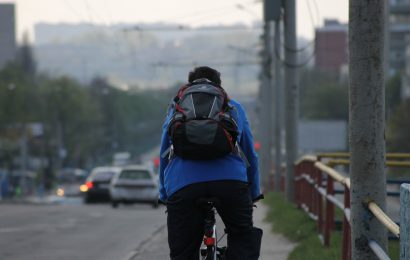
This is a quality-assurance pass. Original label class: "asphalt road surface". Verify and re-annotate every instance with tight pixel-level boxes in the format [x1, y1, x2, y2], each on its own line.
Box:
[0, 199, 168, 260]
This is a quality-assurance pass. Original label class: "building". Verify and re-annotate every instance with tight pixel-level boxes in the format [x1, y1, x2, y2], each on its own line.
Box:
[314, 19, 348, 73]
[391, 0, 410, 98]
[0, 3, 16, 69]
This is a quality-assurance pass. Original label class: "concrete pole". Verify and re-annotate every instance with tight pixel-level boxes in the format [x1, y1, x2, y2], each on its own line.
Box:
[401, 183, 410, 260]
[349, 1, 387, 259]
[259, 21, 274, 192]
[19, 126, 28, 196]
[284, 0, 298, 201]
[274, 20, 282, 192]
[385, 0, 390, 78]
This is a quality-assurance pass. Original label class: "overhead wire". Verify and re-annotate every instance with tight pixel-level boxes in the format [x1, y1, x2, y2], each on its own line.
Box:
[61, 0, 87, 20]
[121, 0, 262, 32]
[236, 4, 259, 19]
[279, 0, 317, 53]
[82, 0, 110, 25]
[160, 0, 257, 22]
[151, 61, 260, 67]
[182, 8, 253, 25]
[275, 0, 319, 68]
[82, 0, 96, 23]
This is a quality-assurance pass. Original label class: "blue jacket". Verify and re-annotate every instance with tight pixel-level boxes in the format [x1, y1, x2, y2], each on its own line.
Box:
[159, 99, 261, 201]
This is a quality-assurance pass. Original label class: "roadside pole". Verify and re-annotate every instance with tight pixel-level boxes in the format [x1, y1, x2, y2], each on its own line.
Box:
[274, 17, 282, 192]
[284, 0, 298, 202]
[349, 1, 387, 259]
[400, 184, 410, 260]
[261, 0, 282, 192]
[259, 21, 273, 192]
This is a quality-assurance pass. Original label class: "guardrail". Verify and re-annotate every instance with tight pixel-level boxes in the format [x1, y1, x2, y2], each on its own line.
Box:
[292, 153, 410, 260]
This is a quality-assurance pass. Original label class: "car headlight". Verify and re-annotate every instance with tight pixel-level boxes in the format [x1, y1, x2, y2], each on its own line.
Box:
[57, 188, 64, 197]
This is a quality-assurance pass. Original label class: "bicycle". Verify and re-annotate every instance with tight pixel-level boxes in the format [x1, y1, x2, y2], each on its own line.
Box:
[197, 197, 226, 260]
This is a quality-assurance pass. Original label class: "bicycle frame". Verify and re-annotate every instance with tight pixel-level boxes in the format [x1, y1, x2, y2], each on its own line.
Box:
[199, 199, 226, 260]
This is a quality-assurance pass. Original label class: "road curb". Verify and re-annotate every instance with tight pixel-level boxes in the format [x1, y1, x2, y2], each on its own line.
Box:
[125, 224, 168, 260]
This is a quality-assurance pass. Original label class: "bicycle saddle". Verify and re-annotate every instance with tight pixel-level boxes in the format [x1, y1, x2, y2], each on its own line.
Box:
[196, 197, 221, 209]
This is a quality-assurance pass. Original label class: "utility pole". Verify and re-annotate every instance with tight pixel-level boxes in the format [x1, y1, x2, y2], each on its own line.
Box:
[19, 127, 28, 196]
[349, 1, 387, 259]
[284, 0, 298, 201]
[259, 22, 273, 192]
[274, 20, 282, 192]
[260, 0, 282, 191]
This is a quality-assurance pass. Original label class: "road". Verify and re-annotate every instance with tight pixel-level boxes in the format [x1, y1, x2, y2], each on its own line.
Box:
[0, 199, 168, 260]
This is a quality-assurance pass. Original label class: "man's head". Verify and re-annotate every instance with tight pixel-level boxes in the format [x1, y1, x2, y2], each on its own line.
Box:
[188, 66, 221, 85]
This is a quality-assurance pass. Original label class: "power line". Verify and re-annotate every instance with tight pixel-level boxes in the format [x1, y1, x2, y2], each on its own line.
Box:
[227, 44, 259, 55]
[82, 0, 96, 23]
[306, 0, 317, 31]
[236, 4, 259, 19]
[102, 0, 114, 26]
[123, 25, 261, 32]
[151, 61, 260, 67]
[311, 0, 321, 26]
[160, 0, 257, 22]
[82, 0, 109, 25]
[275, 0, 320, 54]
[274, 26, 315, 68]
[61, 0, 86, 20]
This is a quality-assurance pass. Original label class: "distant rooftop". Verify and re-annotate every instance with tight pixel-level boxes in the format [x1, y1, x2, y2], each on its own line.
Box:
[316, 19, 347, 33]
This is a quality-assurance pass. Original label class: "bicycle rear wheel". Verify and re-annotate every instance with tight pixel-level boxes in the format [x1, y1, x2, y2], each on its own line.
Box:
[200, 244, 217, 260]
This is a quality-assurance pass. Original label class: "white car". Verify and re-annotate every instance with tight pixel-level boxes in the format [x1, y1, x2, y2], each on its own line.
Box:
[109, 165, 159, 208]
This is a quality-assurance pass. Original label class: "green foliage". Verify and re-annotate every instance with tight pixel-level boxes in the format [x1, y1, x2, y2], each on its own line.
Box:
[0, 63, 171, 172]
[303, 83, 349, 120]
[288, 233, 342, 260]
[300, 69, 348, 120]
[264, 192, 316, 242]
[389, 240, 399, 260]
[264, 192, 400, 260]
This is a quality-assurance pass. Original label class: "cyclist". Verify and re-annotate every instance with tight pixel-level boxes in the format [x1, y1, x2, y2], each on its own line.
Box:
[159, 66, 263, 260]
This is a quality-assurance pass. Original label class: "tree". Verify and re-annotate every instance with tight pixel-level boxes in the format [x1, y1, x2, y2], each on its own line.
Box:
[39, 77, 102, 168]
[299, 69, 349, 120]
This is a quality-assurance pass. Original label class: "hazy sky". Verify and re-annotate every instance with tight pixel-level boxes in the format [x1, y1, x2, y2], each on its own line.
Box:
[0, 0, 348, 42]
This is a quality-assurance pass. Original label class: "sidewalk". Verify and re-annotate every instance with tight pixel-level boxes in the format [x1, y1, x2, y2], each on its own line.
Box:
[130, 203, 296, 260]
[255, 203, 296, 260]
[0, 195, 64, 205]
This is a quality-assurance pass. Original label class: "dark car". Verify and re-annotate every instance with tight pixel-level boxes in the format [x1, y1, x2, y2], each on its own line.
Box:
[83, 166, 121, 203]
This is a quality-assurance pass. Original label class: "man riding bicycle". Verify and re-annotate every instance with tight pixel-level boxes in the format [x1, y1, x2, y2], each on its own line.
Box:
[159, 66, 263, 260]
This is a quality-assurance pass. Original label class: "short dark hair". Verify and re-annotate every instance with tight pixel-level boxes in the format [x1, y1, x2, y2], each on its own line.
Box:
[188, 66, 221, 85]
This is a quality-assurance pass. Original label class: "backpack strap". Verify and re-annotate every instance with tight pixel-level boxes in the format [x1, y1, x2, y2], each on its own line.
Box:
[160, 145, 175, 160]
[189, 80, 230, 108]
[234, 143, 250, 168]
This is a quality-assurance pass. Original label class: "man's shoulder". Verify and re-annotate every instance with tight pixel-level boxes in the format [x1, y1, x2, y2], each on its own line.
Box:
[228, 99, 246, 115]
[228, 99, 243, 109]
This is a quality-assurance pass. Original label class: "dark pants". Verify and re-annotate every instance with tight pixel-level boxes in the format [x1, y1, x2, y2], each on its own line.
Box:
[166, 180, 262, 260]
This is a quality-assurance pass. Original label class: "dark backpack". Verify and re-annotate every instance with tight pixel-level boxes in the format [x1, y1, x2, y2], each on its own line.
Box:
[167, 79, 239, 160]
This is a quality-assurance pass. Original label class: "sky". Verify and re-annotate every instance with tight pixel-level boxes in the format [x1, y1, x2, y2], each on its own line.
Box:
[0, 0, 349, 42]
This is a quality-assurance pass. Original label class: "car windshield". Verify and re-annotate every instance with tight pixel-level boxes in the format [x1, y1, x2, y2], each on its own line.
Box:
[92, 171, 115, 181]
[57, 169, 86, 184]
[119, 170, 150, 180]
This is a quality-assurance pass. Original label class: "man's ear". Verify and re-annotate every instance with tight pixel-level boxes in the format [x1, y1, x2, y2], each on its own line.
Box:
[188, 71, 194, 83]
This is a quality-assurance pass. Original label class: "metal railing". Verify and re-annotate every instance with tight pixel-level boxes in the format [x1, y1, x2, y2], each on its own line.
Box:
[292, 153, 410, 260]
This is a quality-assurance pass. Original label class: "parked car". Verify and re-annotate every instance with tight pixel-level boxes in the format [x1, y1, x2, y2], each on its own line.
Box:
[83, 166, 121, 203]
[109, 165, 159, 208]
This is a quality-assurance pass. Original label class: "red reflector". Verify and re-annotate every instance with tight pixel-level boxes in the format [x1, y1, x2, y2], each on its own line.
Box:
[204, 237, 215, 246]
[86, 181, 93, 189]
